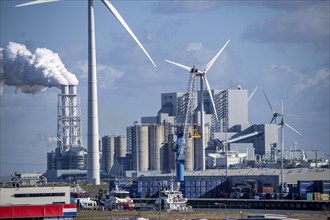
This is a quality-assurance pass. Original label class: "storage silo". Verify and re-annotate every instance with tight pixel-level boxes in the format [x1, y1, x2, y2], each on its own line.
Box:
[184, 126, 194, 171]
[160, 121, 175, 173]
[68, 147, 85, 169]
[137, 125, 149, 171]
[115, 135, 126, 158]
[148, 124, 163, 171]
[102, 135, 115, 173]
[194, 124, 210, 170]
[47, 151, 56, 170]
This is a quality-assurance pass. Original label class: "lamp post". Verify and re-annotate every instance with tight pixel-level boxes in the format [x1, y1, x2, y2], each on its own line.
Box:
[215, 202, 227, 219]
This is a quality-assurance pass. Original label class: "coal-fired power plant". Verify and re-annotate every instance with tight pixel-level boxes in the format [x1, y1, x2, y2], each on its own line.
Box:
[57, 85, 82, 153]
[47, 85, 85, 171]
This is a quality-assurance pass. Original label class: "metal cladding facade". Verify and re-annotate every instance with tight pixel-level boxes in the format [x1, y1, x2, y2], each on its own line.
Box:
[68, 147, 85, 169]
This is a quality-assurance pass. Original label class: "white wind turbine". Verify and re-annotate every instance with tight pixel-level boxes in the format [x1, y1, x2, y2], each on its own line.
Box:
[165, 39, 230, 170]
[16, 0, 156, 185]
[278, 100, 302, 193]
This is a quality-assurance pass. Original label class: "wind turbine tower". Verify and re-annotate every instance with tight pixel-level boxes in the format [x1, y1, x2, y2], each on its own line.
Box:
[165, 39, 230, 170]
[16, 0, 156, 185]
[278, 100, 302, 193]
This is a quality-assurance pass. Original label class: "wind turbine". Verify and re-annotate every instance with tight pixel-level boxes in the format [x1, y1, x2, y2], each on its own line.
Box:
[16, 0, 156, 185]
[247, 86, 258, 103]
[278, 100, 302, 193]
[263, 90, 283, 124]
[165, 39, 230, 170]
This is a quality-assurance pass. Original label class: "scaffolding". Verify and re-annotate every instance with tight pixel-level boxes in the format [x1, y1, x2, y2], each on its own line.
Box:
[216, 90, 229, 133]
[57, 85, 82, 155]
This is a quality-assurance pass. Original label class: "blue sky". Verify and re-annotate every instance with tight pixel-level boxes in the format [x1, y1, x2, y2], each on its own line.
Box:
[0, 0, 329, 176]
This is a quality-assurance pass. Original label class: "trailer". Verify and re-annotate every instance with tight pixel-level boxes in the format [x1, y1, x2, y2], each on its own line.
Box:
[0, 204, 77, 219]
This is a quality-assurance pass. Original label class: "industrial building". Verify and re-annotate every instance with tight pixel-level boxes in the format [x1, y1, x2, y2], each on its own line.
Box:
[45, 85, 86, 182]
[41, 85, 329, 193]
[129, 167, 329, 199]
[101, 135, 126, 173]
[124, 87, 278, 174]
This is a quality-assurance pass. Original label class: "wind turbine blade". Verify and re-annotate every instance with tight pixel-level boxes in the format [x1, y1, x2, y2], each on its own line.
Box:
[247, 86, 258, 103]
[270, 117, 275, 124]
[204, 39, 230, 74]
[203, 75, 219, 122]
[281, 99, 284, 115]
[16, 0, 60, 7]
[101, 0, 156, 67]
[284, 122, 303, 136]
[263, 90, 275, 114]
[164, 60, 192, 72]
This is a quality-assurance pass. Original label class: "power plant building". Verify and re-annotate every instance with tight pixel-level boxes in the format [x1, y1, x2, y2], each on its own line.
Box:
[45, 85, 86, 182]
[125, 87, 277, 174]
[101, 135, 127, 174]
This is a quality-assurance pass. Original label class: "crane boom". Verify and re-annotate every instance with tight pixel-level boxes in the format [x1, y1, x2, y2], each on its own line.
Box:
[176, 73, 197, 182]
[181, 73, 197, 158]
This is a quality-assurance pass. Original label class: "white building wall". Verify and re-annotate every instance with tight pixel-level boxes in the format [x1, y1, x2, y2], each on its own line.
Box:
[264, 124, 278, 157]
[0, 187, 70, 205]
[227, 89, 248, 129]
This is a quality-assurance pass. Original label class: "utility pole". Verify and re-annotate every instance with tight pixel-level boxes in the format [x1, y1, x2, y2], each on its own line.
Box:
[312, 150, 318, 168]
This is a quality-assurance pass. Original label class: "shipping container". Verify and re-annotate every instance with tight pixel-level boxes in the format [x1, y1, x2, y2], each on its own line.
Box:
[298, 180, 314, 195]
[314, 180, 330, 194]
[321, 194, 329, 201]
[313, 193, 321, 201]
[306, 193, 313, 201]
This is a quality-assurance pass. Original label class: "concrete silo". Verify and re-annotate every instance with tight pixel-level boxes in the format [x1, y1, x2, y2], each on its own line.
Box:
[184, 126, 194, 171]
[137, 125, 149, 171]
[194, 124, 210, 170]
[102, 135, 115, 173]
[148, 124, 164, 171]
[115, 135, 126, 158]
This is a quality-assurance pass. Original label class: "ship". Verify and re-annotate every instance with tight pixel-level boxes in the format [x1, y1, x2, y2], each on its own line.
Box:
[155, 180, 188, 211]
[70, 184, 97, 209]
[104, 182, 135, 210]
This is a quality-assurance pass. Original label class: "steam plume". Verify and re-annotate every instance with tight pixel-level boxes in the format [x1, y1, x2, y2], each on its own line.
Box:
[0, 42, 78, 95]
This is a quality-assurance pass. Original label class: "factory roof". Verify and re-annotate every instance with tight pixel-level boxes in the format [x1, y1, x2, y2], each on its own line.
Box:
[136, 167, 330, 184]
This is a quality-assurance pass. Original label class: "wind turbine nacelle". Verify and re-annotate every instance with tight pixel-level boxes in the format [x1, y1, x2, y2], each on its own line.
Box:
[190, 67, 199, 73]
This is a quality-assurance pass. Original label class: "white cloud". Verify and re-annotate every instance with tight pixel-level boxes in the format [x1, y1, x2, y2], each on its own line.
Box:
[152, 1, 221, 14]
[296, 67, 329, 91]
[186, 42, 204, 52]
[73, 60, 124, 89]
[242, 1, 329, 50]
[260, 64, 329, 94]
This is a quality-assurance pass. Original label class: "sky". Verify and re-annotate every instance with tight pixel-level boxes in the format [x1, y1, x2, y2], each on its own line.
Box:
[0, 0, 329, 176]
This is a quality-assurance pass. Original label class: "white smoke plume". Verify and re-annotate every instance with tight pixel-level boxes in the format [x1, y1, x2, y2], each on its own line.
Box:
[0, 42, 78, 95]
